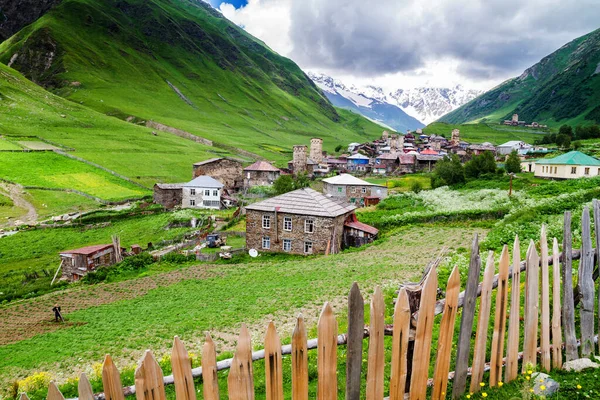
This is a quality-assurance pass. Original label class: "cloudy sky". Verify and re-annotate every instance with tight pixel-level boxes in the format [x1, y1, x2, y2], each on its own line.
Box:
[208, 0, 599, 91]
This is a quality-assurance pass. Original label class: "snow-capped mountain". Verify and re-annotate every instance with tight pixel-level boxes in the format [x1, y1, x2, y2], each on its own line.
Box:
[308, 72, 483, 126]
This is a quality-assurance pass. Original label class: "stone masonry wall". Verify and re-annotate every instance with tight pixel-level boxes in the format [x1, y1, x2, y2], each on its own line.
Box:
[193, 159, 243, 189]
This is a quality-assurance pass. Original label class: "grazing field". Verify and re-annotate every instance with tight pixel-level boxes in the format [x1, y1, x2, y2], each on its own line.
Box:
[0, 139, 22, 150]
[24, 190, 100, 220]
[424, 122, 550, 144]
[364, 174, 431, 192]
[0, 192, 24, 221]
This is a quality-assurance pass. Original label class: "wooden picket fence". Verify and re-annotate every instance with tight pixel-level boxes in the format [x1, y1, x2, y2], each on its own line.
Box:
[29, 201, 600, 400]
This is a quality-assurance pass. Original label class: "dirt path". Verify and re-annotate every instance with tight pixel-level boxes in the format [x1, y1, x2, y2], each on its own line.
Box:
[0, 182, 37, 225]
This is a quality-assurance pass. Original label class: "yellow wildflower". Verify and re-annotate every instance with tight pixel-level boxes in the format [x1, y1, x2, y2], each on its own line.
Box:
[540, 385, 546, 391]
[480, 382, 485, 387]
[577, 384, 582, 389]
[498, 381, 503, 387]
[529, 389, 534, 393]
[525, 376, 530, 380]
[482, 393, 488, 398]
[527, 370, 533, 374]
[466, 396, 470, 399]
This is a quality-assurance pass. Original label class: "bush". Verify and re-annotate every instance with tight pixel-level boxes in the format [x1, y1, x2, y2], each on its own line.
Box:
[505, 150, 521, 174]
[411, 181, 423, 193]
[431, 155, 465, 188]
[465, 151, 496, 179]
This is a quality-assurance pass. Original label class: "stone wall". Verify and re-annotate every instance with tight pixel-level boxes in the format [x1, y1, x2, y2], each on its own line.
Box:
[193, 158, 243, 189]
[153, 185, 183, 209]
[244, 170, 280, 187]
[323, 183, 387, 206]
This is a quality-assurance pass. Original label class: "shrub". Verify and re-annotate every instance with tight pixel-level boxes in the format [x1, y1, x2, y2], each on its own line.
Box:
[411, 181, 423, 193]
[505, 150, 521, 174]
[465, 151, 496, 179]
[431, 154, 465, 188]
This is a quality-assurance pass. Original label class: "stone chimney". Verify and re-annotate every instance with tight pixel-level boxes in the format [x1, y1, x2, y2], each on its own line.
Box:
[293, 145, 308, 174]
[309, 138, 323, 164]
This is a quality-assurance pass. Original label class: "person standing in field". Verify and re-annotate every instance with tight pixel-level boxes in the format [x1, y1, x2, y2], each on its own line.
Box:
[52, 304, 63, 322]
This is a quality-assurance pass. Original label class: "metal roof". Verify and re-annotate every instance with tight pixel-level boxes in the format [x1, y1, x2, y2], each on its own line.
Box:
[245, 188, 356, 217]
[184, 176, 224, 188]
[323, 174, 384, 187]
[536, 151, 600, 166]
[154, 183, 184, 189]
[347, 154, 370, 160]
[243, 161, 280, 172]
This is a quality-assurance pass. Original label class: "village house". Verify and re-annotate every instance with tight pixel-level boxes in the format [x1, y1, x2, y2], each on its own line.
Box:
[153, 183, 184, 209]
[503, 113, 526, 126]
[60, 244, 121, 281]
[192, 158, 243, 190]
[468, 142, 496, 155]
[497, 140, 532, 156]
[346, 153, 370, 172]
[416, 152, 443, 172]
[374, 153, 401, 174]
[399, 154, 416, 174]
[243, 161, 281, 187]
[245, 188, 377, 255]
[182, 175, 224, 209]
[534, 151, 600, 180]
[322, 173, 387, 206]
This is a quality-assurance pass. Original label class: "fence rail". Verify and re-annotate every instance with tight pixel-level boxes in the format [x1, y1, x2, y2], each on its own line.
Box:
[38, 201, 600, 400]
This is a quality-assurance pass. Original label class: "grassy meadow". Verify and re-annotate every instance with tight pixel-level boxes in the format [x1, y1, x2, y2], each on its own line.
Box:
[424, 122, 551, 144]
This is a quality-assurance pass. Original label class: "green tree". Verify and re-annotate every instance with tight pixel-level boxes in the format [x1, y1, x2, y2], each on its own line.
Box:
[273, 174, 294, 195]
[431, 154, 465, 188]
[293, 172, 310, 189]
[335, 144, 343, 152]
[505, 150, 522, 174]
[559, 124, 573, 138]
[555, 134, 571, 149]
[464, 151, 497, 179]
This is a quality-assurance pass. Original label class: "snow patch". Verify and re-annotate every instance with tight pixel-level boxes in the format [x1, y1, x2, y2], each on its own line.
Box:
[594, 62, 600, 75]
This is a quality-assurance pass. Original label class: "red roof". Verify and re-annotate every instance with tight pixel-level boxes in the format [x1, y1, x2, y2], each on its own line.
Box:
[60, 244, 114, 256]
[345, 221, 379, 235]
[244, 161, 281, 172]
[399, 154, 416, 164]
[421, 148, 439, 155]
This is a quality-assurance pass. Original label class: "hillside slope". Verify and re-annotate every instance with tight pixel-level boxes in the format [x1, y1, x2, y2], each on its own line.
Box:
[440, 28, 600, 127]
[0, 0, 385, 161]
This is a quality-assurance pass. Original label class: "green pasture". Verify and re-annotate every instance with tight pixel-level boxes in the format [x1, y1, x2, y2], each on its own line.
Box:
[424, 122, 551, 145]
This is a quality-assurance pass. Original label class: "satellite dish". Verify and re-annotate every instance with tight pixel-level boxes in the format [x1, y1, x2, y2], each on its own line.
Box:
[249, 249, 258, 258]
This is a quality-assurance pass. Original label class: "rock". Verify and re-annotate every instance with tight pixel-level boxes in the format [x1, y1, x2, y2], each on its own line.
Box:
[531, 373, 559, 396]
[563, 358, 600, 372]
[60, 114, 66, 118]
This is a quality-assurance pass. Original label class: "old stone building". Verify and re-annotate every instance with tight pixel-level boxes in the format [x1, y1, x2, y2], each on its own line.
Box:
[192, 158, 243, 189]
[60, 244, 120, 281]
[292, 145, 308, 174]
[450, 129, 460, 147]
[310, 138, 324, 164]
[322, 173, 387, 206]
[153, 183, 184, 209]
[243, 161, 281, 187]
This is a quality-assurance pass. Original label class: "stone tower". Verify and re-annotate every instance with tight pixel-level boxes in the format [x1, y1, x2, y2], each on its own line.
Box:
[382, 130, 389, 142]
[309, 138, 323, 164]
[512, 113, 519, 123]
[390, 134, 398, 152]
[451, 129, 460, 147]
[293, 145, 308, 174]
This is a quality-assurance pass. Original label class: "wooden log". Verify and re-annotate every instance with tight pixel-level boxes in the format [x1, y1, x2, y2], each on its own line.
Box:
[562, 211, 578, 361]
[292, 315, 308, 400]
[265, 322, 283, 400]
[102, 355, 125, 400]
[366, 287, 385, 400]
[469, 251, 495, 394]
[227, 324, 255, 400]
[48, 382, 65, 400]
[78, 373, 94, 400]
[317, 302, 338, 400]
[522, 240, 540, 372]
[579, 206, 595, 357]
[432, 267, 460, 400]
[19, 394, 30, 400]
[346, 282, 364, 400]
[171, 336, 196, 400]
[490, 246, 509, 386]
[135, 350, 166, 400]
[540, 225, 551, 371]
[389, 288, 410, 400]
[551, 238, 563, 369]
[202, 334, 220, 400]
[409, 266, 437, 400]
[452, 234, 481, 399]
[505, 236, 521, 383]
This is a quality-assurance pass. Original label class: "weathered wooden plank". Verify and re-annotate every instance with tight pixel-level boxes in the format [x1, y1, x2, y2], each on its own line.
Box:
[551, 238, 563, 369]
[292, 315, 308, 400]
[452, 234, 481, 399]
[432, 267, 460, 400]
[366, 286, 385, 400]
[346, 282, 364, 400]
[562, 211, 578, 361]
[171, 336, 196, 400]
[48, 381, 65, 400]
[595, 199, 600, 355]
[102, 355, 125, 400]
[522, 240, 540, 372]
[227, 324, 255, 400]
[540, 225, 551, 371]
[389, 288, 410, 400]
[490, 246, 509, 386]
[505, 236, 521, 383]
[469, 251, 495, 394]
[202, 334, 220, 400]
[78, 373, 94, 400]
[19, 393, 30, 400]
[318, 302, 338, 400]
[409, 267, 438, 400]
[579, 206, 595, 357]
[265, 322, 283, 400]
[135, 350, 166, 400]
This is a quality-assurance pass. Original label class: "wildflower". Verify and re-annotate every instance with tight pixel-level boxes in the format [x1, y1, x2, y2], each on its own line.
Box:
[530, 389, 534, 393]
[540, 385, 546, 391]
[527, 370, 533, 374]
[482, 393, 488, 398]
[577, 384, 582, 390]
[498, 381, 503, 387]
[526, 376, 530, 380]
[480, 382, 485, 387]
[540, 378, 544, 382]
[466, 396, 470, 399]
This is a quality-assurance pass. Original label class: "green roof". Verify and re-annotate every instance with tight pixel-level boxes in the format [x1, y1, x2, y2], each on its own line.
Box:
[536, 151, 600, 166]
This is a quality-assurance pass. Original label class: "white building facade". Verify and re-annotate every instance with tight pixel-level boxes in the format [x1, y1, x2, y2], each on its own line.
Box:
[182, 176, 224, 209]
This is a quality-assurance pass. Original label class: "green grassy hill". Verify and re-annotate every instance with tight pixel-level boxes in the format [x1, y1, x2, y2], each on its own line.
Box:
[0, 0, 385, 162]
[440, 28, 600, 127]
[424, 122, 552, 145]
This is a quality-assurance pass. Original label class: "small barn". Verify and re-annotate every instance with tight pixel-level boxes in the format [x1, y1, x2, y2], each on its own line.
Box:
[243, 161, 281, 187]
[322, 174, 388, 207]
[192, 158, 243, 190]
[153, 183, 184, 209]
[60, 244, 120, 281]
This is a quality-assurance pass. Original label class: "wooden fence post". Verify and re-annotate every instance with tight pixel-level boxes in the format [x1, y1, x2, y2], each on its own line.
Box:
[228, 324, 255, 400]
[432, 267, 460, 400]
[346, 282, 364, 400]
[47, 382, 65, 400]
[409, 266, 437, 400]
[292, 315, 308, 400]
[202, 334, 220, 400]
[389, 288, 410, 400]
[318, 303, 338, 400]
[490, 246, 509, 386]
[562, 211, 578, 361]
[551, 238, 563, 369]
[367, 287, 385, 400]
[470, 252, 495, 393]
[540, 225, 551, 371]
[523, 240, 540, 371]
[102, 355, 125, 400]
[19, 394, 30, 400]
[78, 373, 94, 400]
[452, 234, 481, 399]
[505, 236, 521, 383]
[135, 350, 166, 400]
[579, 206, 595, 357]
[172, 336, 196, 400]
[265, 322, 284, 400]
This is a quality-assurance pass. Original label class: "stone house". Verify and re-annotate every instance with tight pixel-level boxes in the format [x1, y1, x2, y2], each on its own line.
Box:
[182, 176, 224, 209]
[343, 213, 379, 248]
[374, 153, 401, 174]
[243, 161, 281, 187]
[398, 154, 416, 174]
[60, 244, 120, 281]
[497, 141, 532, 156]
[192, 158, 243, 190]
[416, 154, 443, 172]
[534, 151, 600, 180]
[322, 174, 387, 207]
[153, 183, 184, 209]
[468, 143, 496, 155]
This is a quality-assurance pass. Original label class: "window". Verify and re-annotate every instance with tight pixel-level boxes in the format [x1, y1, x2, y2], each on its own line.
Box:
[351, 187, 356, 193]
[262, 237, 270, 249]
[190, 199, 196, 206]
[571, 167, 577, 174]
[262, 215, 271, 229]
[585, 167, 590, 175]
[554, 167, 557, 174]
[203, 200, 220, 208]
[350, 198, 356, 203]
[284, 217, 292, 231]
[93, 256, 101, 265]
[304, 241, 313, 254]
[338, 187, 343, 193]
[305, 219, 314, 233]
[190, 189, 196, 196]
[283, 239, 291, 252]
[362, 187, 367, 194]
[213, 190, 219, 196]
[204, 189, 210, 196]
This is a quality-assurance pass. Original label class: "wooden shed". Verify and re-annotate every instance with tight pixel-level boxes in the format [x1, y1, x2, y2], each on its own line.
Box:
[59, 244, 120, 281]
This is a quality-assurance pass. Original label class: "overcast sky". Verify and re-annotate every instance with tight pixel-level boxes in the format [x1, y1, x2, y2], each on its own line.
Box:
[209, 0, 599, 91]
